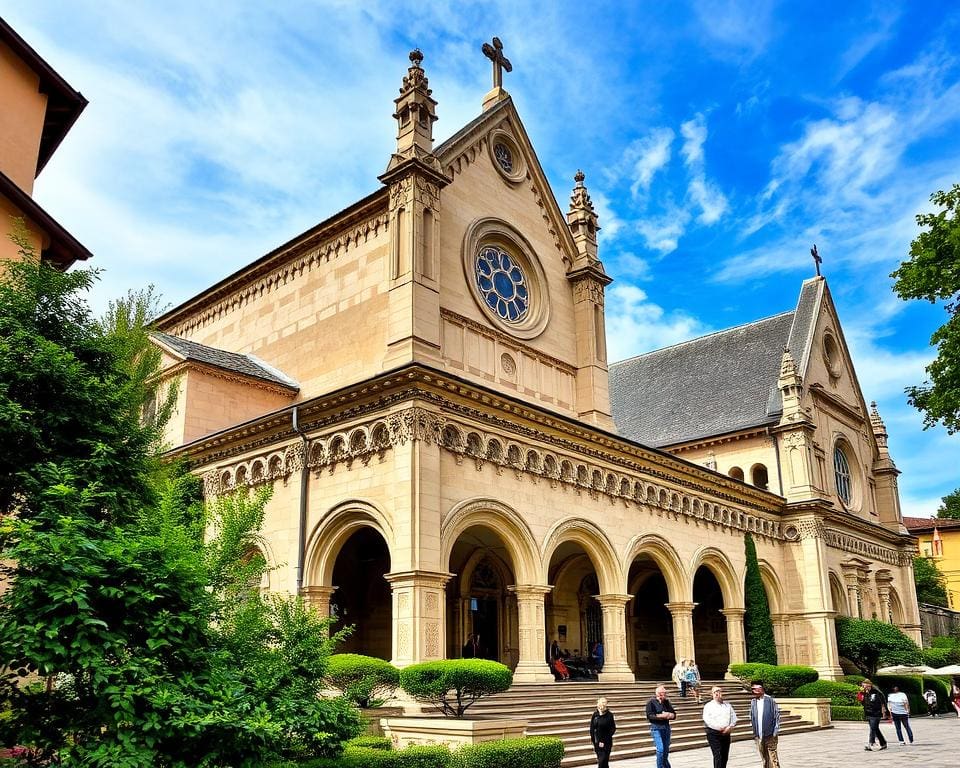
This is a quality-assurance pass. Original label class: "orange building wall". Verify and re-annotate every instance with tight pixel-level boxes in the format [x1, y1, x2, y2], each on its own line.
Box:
[0, 40, 47, 194]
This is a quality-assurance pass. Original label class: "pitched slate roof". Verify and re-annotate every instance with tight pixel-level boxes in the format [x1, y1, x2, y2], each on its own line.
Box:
[608, 278, 824, 448]
[152, 332, 298, 391]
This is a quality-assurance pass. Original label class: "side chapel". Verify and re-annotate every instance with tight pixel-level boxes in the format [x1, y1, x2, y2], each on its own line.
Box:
[154, 44, 921, 682]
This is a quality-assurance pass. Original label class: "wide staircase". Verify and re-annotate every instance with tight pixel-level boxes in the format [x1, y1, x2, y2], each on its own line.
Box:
[468, 681, 823, 767]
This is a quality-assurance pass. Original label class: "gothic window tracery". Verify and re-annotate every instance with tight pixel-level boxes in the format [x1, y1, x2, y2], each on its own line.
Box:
[475, 245, 529, 323]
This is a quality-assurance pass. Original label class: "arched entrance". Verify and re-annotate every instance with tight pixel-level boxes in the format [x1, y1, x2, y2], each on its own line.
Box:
[692, 566, 729, 678]
[330, 527, 392, 659]
[447, 526, 519, 667]
[546, 542, 603, 672]
[628, 558, 674, 679]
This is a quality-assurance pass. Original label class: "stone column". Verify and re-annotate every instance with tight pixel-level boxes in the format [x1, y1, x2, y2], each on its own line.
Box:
[385, 570, 452, 667]
[598, 593, 636, 682]
[771, 613, 790, 664]
[302, 585, 337, 618]
[875, 570, 893, 624]
[666, 601, 697, 664]
[721, 608, 746, 671]
[509, 584, 555, 683]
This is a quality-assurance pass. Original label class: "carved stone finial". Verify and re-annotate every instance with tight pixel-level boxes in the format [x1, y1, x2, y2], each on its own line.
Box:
[574, 169, 585, 183]
[569, 170, 596, 214]
[567, 169, 600, 265]
[870, 401, 889, 453]
[401, 49, 431, 95]
[383, 47, 443, 175]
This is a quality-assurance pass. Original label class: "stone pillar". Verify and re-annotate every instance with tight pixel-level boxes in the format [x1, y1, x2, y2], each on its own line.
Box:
[721, 608, 746, 670]
[302, 585, 337, 618]
[666, 601, 697, 664]
[597, 593, 635, 682]
[875, 571, 893, 624]
[509, 585, 555, 683]
[385, 570, 452, 668]
[771, 613, 790, 664]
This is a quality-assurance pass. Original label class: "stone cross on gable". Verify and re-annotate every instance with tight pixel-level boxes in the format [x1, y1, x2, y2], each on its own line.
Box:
[810, 244, 822, 276]
[482, 37, 512, 89]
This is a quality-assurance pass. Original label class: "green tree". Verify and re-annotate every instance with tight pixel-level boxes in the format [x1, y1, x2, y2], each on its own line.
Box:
[835, 616, 922, 676]
[913, 555, 949, 607]
[743, 533, 777, 664]
[891, 183, 960, 433]
[937, 488, 960, 520]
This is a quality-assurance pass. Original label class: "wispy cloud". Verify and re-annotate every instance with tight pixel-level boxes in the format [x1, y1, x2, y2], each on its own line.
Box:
[605, 283, 711, 361]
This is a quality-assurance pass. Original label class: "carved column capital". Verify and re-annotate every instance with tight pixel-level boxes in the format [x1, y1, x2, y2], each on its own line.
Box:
[665, 601, 698, 617]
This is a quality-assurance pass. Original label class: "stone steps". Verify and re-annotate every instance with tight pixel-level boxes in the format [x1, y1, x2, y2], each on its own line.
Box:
[464, 681, 824, 767]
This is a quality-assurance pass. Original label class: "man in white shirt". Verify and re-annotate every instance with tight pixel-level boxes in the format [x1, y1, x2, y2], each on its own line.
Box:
[702, 685, 738, 768]
[886, 685, 914, 745]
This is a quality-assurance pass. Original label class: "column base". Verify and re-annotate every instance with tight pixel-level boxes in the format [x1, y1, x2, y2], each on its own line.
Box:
[512, 663, 557, 684]
[812, 664, 845, 681]
[598, 665, 636, 683]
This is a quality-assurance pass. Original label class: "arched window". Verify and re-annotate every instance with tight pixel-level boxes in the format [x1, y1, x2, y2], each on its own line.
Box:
[834, 445, 852, 505]
[728, 466, 744, 481]
[751, 464, 769, 490]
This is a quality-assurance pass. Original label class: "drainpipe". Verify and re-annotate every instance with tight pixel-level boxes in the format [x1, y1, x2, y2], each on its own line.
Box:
[293, 406, 309, 594]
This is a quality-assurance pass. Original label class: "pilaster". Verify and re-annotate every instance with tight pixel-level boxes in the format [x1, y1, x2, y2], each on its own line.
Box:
[721, 608, 746, 670]
[385, 570, 453, 667]
[508, 585, 555, 683]
[302, 585, 337, 619]
[596, 593, 635, 682]
[665, 601, 697, 666]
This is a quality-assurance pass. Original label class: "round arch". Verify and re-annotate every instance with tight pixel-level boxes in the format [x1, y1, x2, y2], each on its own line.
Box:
[441, 498, 540, 585]
[757, 560, 785, 615]
[541, 518, 620, 595]
[691, 546, 743, 609]
[888, 586, 904, 625]
[304, 499, 394, 587]
[828, 571, 847, 616]
[622, 533, 688, 601]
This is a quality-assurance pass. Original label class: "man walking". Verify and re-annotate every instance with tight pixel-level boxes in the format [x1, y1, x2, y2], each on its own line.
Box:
[703, 685, 737, 768]
[886, 685, 913, 745]
[749, 680, 780, 768]
[860, 679, 888, 750]
[646, 684, 677, 768]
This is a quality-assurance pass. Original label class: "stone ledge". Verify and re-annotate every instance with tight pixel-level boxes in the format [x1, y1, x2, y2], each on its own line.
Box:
[381, 716, 527, 748]
[778, 697, 832, 727]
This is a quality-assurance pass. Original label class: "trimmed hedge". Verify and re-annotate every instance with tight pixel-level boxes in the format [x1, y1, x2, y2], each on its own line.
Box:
[342, 745, 450, 768]
[791, 680, 861, 706]
[930, 636, 959, 649]
[400, 659, 513, 718]
[842, 674, 866, 685]
[347, 735, 392, 750]
[326, 654, 401, 708]
[728, 664, 819, 696]
[449, 737, 564, 768]
[831, 705, 864, 721]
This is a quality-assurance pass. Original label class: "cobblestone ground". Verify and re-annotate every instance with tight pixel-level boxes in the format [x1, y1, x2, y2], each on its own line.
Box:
[610, 716, 960, 768]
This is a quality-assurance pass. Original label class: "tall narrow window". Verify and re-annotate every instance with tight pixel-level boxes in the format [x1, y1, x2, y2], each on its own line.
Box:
[834, 445, 852, 505]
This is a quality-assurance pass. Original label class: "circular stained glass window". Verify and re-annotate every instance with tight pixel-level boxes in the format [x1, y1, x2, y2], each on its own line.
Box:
[494, 143, 513, 174]
[475, 245, 528, 323]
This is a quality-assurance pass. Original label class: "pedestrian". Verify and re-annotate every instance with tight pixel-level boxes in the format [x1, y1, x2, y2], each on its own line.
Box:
[685, 659, 702, 703]
[952, 682, 960, 718]
[702, 685, 737, 768]
[860, 679, 888, 750]
[461, 633, 478, 658]
[590, 696, 616, 768]
[672, 659, 687, 698]
[886, 685, 913, 745]
[749, 680, 780, 768]
[645, 683, 677, 768]
[923, 687, 938, 717]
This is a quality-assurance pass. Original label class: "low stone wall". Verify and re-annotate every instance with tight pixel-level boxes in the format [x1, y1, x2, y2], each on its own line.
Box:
[381, 717, 527, 749]
[778, 697, 832, 728]
[360, 707, 404, 736]
[919, 604, 960, 645]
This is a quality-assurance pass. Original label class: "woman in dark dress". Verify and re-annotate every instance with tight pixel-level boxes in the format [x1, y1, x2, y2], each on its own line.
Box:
[590, 696, 616, 768]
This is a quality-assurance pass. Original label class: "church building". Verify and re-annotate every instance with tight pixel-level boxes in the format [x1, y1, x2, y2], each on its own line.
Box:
[154, 43, 920, 683]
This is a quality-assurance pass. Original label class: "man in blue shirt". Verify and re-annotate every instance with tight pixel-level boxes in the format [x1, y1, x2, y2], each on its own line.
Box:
[645, 684, 677, 768]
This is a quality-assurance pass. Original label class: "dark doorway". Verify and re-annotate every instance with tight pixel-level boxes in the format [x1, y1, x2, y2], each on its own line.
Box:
[331, 527, 391, 660]
[629, 566, 674, 679]
[472, 597, 500, 661]
[692, 567, 729, 678]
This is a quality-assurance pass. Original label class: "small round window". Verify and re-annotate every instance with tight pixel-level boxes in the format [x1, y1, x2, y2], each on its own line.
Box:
[493, 143, 513, 174]
[487, 129, 524, 183]
[475, 245, 528, 323]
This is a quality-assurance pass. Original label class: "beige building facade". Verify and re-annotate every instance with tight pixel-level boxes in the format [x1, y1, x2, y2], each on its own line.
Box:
[156, 47, 920, 683]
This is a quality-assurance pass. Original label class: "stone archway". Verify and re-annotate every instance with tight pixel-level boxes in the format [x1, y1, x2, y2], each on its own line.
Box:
[692, 566, 729, 678]
[330, 527, 392, 659]
[627, 563, 674, 679]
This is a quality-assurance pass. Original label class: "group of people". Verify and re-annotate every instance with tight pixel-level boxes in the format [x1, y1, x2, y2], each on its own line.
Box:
[670, 658, 702, 703]
[549, 639, 604, 681]
[590, 679, 780, 768]
[590, 673, 960, 768]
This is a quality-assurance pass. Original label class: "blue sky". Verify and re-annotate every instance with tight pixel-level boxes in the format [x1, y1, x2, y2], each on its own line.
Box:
[6, 1, 960, 517]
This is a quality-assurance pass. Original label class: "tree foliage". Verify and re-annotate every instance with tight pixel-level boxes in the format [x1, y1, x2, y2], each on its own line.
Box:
[891, 183, 960, 433]
[913, 555, 949, 607]
[937, 488, 960, 520]
[0, 238, 360, 765]
[834, 617, 922, 676]
[743, 533, 777, 664]
[400, 660, 513, 718]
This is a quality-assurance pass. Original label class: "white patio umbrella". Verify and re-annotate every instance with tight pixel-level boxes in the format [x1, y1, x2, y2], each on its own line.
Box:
[929, 664, 960, 675]
[876, 664, 935, 674]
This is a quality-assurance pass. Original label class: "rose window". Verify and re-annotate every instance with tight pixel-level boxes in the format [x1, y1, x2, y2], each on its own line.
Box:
[494, 143, 513, 174]
[475, 245, 528, 323]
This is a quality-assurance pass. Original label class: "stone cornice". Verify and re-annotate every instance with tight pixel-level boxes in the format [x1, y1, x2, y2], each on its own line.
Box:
[156, 191, 389, 337]
[808, 384, 864, 425]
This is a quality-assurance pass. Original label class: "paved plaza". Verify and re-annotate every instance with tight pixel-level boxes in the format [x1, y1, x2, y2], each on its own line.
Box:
[610, 717, 960, 767]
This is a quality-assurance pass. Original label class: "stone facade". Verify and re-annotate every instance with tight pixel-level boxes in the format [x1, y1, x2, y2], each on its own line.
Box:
[156, 46, 920, 683]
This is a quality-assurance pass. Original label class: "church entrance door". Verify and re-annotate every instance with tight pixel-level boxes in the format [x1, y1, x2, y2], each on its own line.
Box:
[546, 542, 604, 678]
[330, 527, 392, 660]
[627, 557, 674, 680]
[692, 566, 729, 678]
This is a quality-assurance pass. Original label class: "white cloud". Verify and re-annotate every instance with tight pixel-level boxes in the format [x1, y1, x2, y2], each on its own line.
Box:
[605, 283, 710, 361]
[688, 177, 728, 225]
[680, 114, 708, 167]
[636, 207, 692, 254]
[625, 129, 675, 198]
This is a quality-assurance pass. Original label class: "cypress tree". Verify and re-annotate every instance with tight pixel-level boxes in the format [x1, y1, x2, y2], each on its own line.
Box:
[744, 533, 778, 664]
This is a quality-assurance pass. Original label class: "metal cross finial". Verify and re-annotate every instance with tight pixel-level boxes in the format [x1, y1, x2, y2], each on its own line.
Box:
[482, 37, 512, 89]
[810, 244, 822, 276]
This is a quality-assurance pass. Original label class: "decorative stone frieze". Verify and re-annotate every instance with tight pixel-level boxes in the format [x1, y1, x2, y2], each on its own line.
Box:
[824, 528, 908, 566]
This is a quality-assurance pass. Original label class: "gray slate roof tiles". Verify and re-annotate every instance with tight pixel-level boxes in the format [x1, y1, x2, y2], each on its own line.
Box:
[153, 332, 298, 391]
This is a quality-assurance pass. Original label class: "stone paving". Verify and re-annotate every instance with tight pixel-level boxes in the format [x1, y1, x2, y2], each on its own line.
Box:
[609, 716, 960, 767]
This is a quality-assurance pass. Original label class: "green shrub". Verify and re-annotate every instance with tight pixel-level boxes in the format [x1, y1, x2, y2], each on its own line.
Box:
[450, 737, 564, 768]
[347, 735, 392, 750]
[843, 674, 866, 685]
[400, 659, 513, 718]
[342, 744, 450, 768]
[327, 654, 401, 708]
[930, 636, 958, 649]
[831, 705, 864, 721]
[744, 533, 777, 664]
[921, 647, 953, 668]
[835, 617, 921, 675]
[728, 664, 818, 696]
[791, 680, 861, 706]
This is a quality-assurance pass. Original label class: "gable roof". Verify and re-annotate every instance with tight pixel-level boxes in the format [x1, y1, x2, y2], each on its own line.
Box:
[0, 17, 88, 176]
[904, 516, 960, 534]
[609, 277, 825, 447]
[152, 332, 299, 391]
